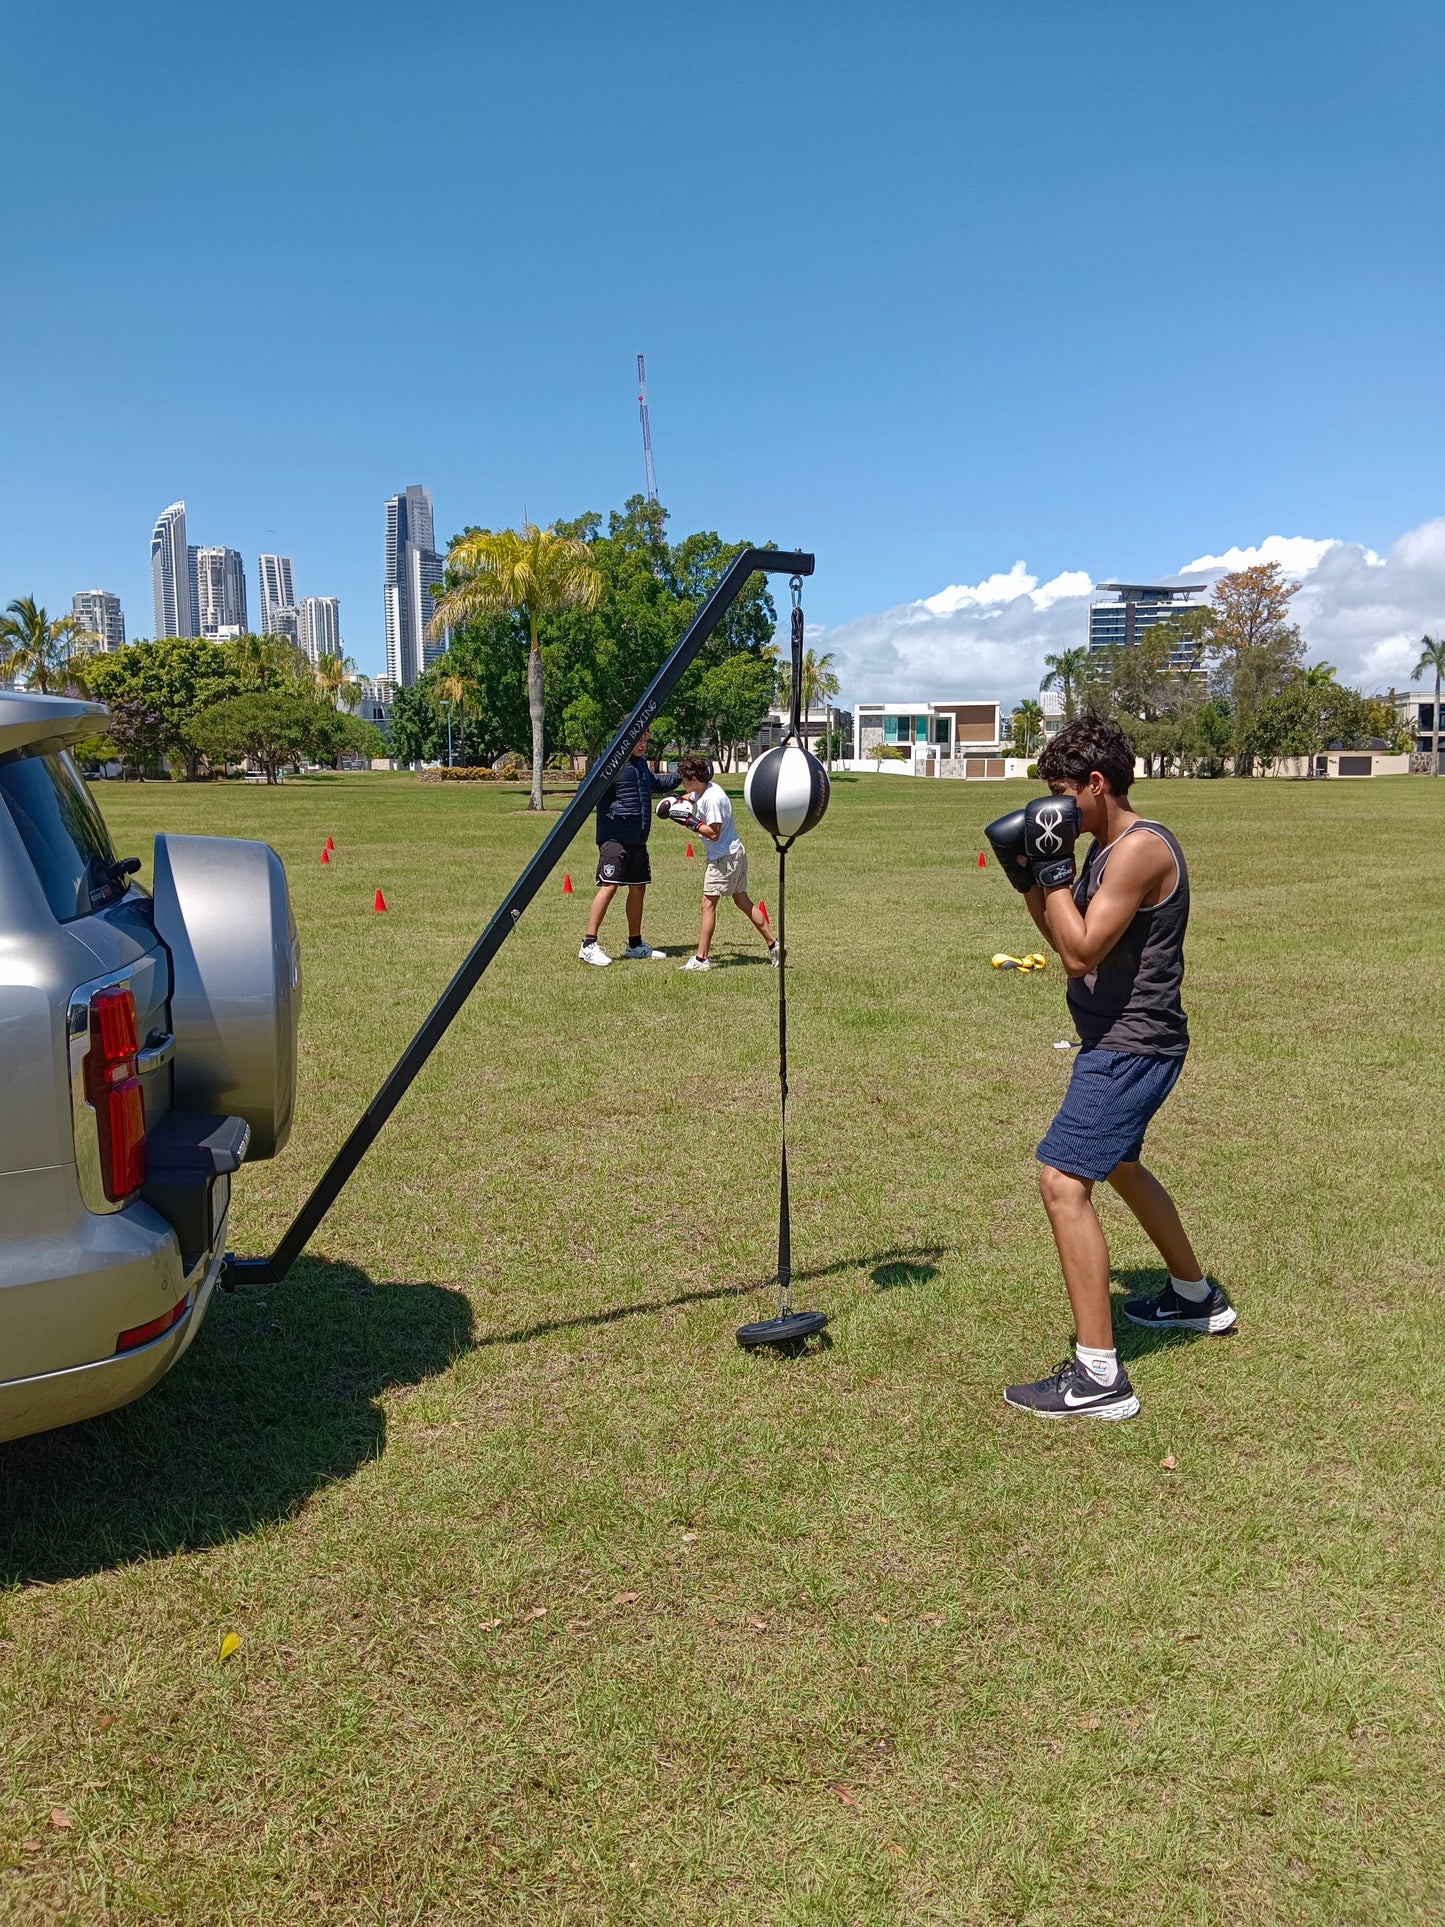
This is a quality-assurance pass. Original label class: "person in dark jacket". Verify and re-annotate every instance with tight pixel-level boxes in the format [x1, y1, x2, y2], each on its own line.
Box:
[579, 725, 679, 965]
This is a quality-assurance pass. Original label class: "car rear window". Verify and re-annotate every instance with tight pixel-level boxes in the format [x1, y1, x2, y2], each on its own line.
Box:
[0, 748, 125, 923]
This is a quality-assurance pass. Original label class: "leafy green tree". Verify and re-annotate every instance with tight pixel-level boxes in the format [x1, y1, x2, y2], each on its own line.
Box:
[1203, 564, 1305, 771]
[1241, 682, 1388, 772]
[1181, 697, 1234, 777]
[82, 638, 244, 779]
[386, 679, 448, 766]
[189, 691, 330, 783]
[1414, 635, 1445, 775]
[429, 523, 601, 811]
[0, 596, 93, 693]
[693, 654, 777, 770]
[224, 632, 313, 693]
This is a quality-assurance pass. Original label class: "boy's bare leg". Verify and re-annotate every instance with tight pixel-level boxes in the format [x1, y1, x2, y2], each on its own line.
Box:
[1038, 1165, 1114, 1350]
[696, 894, 719, 959]
[625, 884, 647, 943]
[585, 882, 617, 942]
[1106, 1160, 1203, 1280]
[732, 890, 774, 948]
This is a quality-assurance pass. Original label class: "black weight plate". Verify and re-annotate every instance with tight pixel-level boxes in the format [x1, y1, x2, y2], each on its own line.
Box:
[736, 1310, 828, 1349]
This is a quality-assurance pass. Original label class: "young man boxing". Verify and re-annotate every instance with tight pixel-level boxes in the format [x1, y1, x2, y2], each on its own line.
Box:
[578, 723, 677, 967]
[985, 714, 1236, 1422]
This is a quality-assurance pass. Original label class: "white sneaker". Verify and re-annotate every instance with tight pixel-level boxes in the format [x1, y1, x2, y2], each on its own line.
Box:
[768, 942, 783, 968]
[681, 955, 711, 971]
[622, 941, 668, 960]
[578, 940, 612, 967]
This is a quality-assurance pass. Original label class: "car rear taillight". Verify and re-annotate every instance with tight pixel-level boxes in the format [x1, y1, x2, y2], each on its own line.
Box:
[115, 1292, 191, 1354]
[84, 986, 147, 1201]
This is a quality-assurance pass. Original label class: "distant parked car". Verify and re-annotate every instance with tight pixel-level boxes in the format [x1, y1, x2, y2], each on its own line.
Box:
[0, 691, 300, 1443]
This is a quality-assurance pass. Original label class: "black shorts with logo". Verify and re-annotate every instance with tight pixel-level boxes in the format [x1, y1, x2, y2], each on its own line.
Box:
[596, 840, 652, 887]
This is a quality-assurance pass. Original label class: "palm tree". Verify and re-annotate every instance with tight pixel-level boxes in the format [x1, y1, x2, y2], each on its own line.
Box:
[1041, 646, 1090, 721]
[1415, 635, 1445, 776]
[429, 523, 601, 811]
[315, 651, 362, 710]
[437, 670, 467, 765]
[1300, 661, 1338, 687]
[1010, 698, 1045, 758]
[777, 647, 842, 766]
[0, 597, 92, 693]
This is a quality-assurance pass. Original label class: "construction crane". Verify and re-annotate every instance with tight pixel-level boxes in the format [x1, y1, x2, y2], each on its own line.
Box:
[636, 353, 658, 502]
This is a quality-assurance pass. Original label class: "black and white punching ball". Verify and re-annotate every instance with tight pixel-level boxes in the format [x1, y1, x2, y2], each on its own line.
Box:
[744, 739, 830, 845]
[736, 574, 830, 1353]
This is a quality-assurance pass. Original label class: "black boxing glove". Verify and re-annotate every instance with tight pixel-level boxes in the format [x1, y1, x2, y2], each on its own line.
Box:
[1023, 794, 1082, 890]
[984, 808, 1035, 894]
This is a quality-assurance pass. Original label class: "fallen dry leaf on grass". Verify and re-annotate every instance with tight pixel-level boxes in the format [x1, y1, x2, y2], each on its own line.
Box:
[747, 1617, 768, 1633]
[523, 1607, 548, 1622]
[611, 1592, 641, 1607]
[217, 1632, 240, 1664]
[680, 1530, 698, 1544]
[478, 1618, 503, 1632]
[1161, 1455, 1177, 1472]
[95, 1715, 117, 1732]
[48, 1810, 73, 1831]
[830, 1784, 859, 1807]
[872, 1612, 890, 1626]
[20, 1840, 42, 1854]
[918, 1613, 945, 1628]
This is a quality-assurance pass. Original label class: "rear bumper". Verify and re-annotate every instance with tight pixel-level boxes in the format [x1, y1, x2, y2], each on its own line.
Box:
[0, 1184, 229, 1445]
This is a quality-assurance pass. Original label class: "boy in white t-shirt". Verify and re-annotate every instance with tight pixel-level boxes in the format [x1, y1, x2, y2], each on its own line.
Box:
[666, 756, 780, 972]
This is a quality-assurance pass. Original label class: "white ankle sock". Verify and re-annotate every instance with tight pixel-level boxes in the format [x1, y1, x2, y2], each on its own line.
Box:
[1075, 1343, 1119, 1386]
[1169, 1272, 1210, 1303]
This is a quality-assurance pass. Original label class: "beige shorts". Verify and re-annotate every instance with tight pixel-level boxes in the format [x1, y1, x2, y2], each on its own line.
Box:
[702, 848, 749, 898]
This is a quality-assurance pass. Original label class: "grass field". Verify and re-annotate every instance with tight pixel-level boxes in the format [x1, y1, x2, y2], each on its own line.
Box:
[2, 768, 1443, 1925]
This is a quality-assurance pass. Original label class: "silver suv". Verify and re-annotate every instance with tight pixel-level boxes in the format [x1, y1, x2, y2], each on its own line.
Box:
[0, 691, 300, 1443]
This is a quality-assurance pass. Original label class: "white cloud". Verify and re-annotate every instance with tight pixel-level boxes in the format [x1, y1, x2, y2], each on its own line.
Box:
[820, 517, 1445, 705]
[1183, 535, 1344, 578]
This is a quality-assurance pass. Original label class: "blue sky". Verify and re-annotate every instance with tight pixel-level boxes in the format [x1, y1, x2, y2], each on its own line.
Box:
[3, 0, 1442, 698]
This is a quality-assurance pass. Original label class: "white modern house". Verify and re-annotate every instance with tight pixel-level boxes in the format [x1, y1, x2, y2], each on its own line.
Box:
[848, 699, 1027, 777]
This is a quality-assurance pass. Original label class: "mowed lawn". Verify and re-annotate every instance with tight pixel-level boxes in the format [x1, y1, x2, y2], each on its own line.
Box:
[2, 769, 1443, 1926]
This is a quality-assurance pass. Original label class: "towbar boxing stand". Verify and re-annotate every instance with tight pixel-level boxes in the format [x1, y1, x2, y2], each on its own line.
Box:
[224, 548, 816, 1293]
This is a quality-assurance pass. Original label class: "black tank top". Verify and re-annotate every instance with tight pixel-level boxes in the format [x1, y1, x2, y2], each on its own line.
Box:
[1066, 820, 1189, 1058]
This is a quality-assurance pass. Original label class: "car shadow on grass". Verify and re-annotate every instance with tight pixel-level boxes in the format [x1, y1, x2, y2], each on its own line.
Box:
[0, 1259, 472, 1588]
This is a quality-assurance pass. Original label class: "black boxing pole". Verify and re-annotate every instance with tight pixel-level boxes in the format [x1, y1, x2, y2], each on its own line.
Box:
[228, 547, 814, 1288]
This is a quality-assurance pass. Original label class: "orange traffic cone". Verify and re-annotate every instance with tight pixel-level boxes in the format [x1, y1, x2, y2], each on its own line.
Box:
[320, 847, 330, 866]
[685, 842, 694, 858]
[374, 889, 387, 912]
[563, 873, 573, 895]
[978, 851, 986, 868]
[325, 836, 334, 852]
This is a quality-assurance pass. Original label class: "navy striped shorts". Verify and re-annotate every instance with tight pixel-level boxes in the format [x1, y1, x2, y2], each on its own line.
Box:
[1036, 1047, 1185, 1182]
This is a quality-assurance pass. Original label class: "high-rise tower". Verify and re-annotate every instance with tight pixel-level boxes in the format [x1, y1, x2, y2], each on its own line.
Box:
[150, 502, 194, 638]
[72, 590, 126, 653]
[297, 596, 341, 664]
[257, 555, 297, 634]
[193, 546, 249, 638]
[383, 486, 445, 686]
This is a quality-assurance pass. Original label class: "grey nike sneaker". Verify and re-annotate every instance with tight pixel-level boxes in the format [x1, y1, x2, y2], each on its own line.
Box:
[1123, 1279, 1237, 1334]
[621, 940, 668, 960]
[1004, 1357, 1140, 1421]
